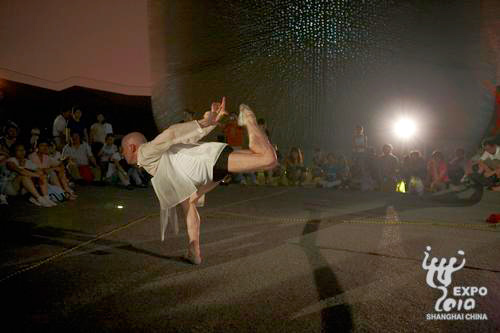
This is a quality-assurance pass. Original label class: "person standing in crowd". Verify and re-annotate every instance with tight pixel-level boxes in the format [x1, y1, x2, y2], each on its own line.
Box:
[0, 120, 19, 154]
[52, 107, 72, 147]
[352, 125, 368, 154]
[378, 143, 399, 192]
[352, 125, 368, 185]
[427, 150, 449, 192]
[29, 128, 41, 153]
[90, 113, 113, 145]
[90, 112, 113, 168]
[5, 143, 56, 207]
[29, 138, 77, 200]
[63, 132, 99, 184]
[67, 106, 89, 143]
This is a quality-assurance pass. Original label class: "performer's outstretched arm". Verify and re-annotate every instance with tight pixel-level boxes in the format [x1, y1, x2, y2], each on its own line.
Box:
[149, 97, 227, 151]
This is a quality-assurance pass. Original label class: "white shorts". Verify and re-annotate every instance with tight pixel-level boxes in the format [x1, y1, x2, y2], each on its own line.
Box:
[169, 142, 227, 187]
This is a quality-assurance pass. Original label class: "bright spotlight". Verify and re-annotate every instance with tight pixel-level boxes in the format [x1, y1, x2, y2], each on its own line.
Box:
[117, 205, 124, 209]
[394, 118, 416, 139]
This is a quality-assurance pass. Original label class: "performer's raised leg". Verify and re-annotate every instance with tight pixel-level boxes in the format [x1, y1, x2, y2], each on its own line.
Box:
[227, 105, 277, 173]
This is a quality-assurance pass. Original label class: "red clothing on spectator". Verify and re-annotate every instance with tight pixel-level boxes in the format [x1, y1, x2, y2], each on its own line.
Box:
[224, 123, 244, 147]
[79, 165, 94, 183]
[427, 159, 449, 183]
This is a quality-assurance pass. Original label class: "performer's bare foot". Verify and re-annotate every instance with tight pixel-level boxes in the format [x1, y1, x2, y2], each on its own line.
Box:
[238, 104, 257, 127]
[184, 241, 201, 265]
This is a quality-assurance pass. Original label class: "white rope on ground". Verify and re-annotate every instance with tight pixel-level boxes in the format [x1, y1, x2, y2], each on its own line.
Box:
[0, 188, 292, 284]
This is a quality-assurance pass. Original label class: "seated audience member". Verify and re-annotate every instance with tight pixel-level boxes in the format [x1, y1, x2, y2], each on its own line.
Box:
[98, 134, 118, 178]
[105, 148, 134, 189]
[448, 148, 466, 185]
[311, 148, 326, 179]
[473, 138, 500, 190]
[378, 144, 399, 192]
[0, 149, 9, 204]
[405, 150, 426, 194]
[5, 143, 56, 207]
[62, 132, 99, 184]
[53, 108, 71, 147]
[29, 128, 41, 153]
[67, 106, 89, 142]
[29, 138, 77, 200]
[365, 147, 379, 189]
[427, 150, 449, 192]
[478, 138, 500, 176]
[318, 153, 347, 188]
[0, 121, 19, 153]
[285, 147, 305, 185]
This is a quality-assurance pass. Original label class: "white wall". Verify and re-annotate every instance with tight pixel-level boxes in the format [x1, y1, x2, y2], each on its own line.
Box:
[0, 0, 151, 96]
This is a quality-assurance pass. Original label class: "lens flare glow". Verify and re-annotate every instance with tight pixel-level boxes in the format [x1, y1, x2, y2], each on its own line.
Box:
[394, 118, 416, 139]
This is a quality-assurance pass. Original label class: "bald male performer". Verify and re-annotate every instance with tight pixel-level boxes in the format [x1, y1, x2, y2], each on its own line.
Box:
[122, 98, 277, 264]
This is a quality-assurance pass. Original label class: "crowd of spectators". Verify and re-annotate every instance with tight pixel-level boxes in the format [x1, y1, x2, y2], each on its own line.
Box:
[2, 106, 500, 208]
[218, 121, 500, 195]
[0, 105, 148, 207]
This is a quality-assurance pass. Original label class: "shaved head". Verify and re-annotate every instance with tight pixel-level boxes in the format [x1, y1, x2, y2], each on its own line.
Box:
[122, 132, 147, 164]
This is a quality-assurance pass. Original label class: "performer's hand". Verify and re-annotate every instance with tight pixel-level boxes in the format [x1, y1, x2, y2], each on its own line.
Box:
[201, 97, 228, 127]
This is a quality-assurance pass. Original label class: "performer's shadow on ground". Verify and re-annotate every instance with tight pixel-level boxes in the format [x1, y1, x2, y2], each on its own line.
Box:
[300, 209, 354, 332]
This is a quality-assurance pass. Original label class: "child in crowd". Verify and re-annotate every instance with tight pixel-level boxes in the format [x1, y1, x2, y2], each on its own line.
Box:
[5, 143, 56, 207]
[106, 147, 133, 189]
[98, 134, 118, 180]
[318, 153, 349, 188]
